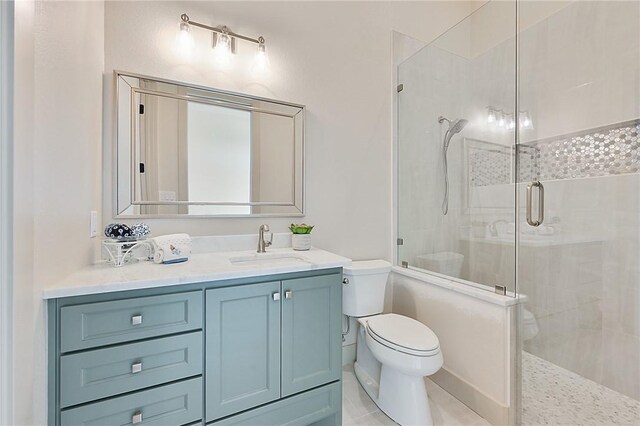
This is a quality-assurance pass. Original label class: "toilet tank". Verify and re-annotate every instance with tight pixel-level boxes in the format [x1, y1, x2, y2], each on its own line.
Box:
[343, 260, 392, 317]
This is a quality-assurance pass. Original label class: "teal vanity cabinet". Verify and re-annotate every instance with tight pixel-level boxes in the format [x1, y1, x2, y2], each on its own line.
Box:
[281, 274, 342, 397]
[48, 268, 343, 426]
[206, 274, 342, 423]
[205, 281, 282, 420]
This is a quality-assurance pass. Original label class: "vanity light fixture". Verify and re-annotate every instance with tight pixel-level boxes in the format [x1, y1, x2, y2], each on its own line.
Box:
[486, 106, 497, 124]
[177, 18, 194, 50]
[505, 113, 516, 130]
[180, 13, 268, 70]
[519, 111, 533, 129]
[497, 109, 506, 128]
[252, 37, 269, 73]
[487, 106, 533, 131]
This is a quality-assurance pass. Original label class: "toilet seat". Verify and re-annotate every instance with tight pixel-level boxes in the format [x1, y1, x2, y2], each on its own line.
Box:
[365, 314, 440, 357]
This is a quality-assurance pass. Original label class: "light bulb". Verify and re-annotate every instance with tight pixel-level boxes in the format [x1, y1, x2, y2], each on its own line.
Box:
[218, 33, 230, 52]
[252, 39, 269, 74]
[487, 107, 496, 124]
[176, 21, 194, 52]
[519, 111, 533, 129]
[213, 33, 232, 65]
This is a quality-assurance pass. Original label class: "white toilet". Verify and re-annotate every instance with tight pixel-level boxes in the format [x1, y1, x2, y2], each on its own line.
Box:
[343, 260, 443, 426]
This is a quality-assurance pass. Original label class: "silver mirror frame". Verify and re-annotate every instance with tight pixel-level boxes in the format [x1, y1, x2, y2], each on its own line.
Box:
[113, 70, 305, 218]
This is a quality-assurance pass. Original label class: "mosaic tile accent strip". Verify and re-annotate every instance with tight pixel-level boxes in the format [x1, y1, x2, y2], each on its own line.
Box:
[467, 143, 536, 186]
[468, 120, 640, 186]
[468, 147, 512, 187]
[528, 120, 640, 181]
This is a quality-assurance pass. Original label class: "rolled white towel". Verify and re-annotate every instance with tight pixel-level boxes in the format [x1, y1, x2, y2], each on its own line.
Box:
[151, 234, 192, 264]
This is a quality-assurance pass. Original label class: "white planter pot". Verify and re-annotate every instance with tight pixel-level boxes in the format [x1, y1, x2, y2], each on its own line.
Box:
[292, 234, 311, 251]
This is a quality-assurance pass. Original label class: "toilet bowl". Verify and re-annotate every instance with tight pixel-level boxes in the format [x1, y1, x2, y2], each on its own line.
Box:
[343, 260, 443, 426]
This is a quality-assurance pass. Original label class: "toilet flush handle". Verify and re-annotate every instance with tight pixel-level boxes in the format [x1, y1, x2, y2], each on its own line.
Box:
[342, 278, 349, 285]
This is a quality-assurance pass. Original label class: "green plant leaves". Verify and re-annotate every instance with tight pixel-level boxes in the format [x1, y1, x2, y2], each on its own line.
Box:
[289, 223, 314, 234]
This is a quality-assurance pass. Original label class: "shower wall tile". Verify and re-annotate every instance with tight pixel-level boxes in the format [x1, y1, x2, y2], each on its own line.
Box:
[602, 331, 640, 400]
[397, 40, 471, 268]
[468, 121, 640, 186]
[473, 0, 639, 402]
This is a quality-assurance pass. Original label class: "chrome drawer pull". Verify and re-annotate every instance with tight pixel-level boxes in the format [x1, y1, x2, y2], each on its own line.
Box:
[132, 411, 143, 424]
[272, 292, 280, 301]
[285, 290, 293, 300]
[131, 315, 143, 325]
[131, 361, 143, 374]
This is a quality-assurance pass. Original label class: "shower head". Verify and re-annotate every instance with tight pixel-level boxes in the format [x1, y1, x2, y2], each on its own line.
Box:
[439, 116, 468, 216]
[438, 116, 468, 134]
[449, 118, 468, 135]
[439, 116, 468, 150]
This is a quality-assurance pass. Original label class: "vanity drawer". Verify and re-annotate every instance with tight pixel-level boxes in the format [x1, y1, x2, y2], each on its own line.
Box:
[60, 377, 202, 426]
[60, 291, 202, 352]
[209, 382, 341, 426]
[60, 331, 202, 408]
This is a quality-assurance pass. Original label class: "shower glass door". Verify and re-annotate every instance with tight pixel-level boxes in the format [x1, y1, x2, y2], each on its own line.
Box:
[517, 1, 640, 424]
[397, 0, 518, 295]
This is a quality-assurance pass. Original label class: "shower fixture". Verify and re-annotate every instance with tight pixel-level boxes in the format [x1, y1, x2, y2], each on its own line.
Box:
[438, 116, 468, 215]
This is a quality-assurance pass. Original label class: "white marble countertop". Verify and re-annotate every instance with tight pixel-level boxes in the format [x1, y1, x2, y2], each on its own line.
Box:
[43, 247, 352, 299]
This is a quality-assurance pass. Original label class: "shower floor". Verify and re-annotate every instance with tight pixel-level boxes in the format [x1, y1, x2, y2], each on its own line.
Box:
[522, 351, 640, 425]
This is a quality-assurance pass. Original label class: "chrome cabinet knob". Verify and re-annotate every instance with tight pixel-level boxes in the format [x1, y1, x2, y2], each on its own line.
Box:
[131, 315, 143, 325]
[272, 292, 280, 301]
[285, 290, 293, 299]
[132, 411, 143, 424]
[131, 361, 143, 374]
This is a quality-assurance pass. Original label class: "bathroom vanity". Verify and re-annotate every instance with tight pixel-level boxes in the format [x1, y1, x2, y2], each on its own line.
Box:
[44, 247, 348, 426]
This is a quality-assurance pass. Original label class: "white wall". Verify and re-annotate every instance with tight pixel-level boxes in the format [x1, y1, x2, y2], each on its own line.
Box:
[11, 2, 36, 424]
[11, 1, 104, 424]
[391, 270, 517, 426]
[103, 1, 475, 261]
[0, 2, 14, 423]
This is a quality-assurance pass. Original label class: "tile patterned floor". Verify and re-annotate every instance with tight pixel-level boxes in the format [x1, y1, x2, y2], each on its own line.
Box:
[522, 351, 640, 426]
[342, 364, 491, 426]
[344, 352, 640, 426]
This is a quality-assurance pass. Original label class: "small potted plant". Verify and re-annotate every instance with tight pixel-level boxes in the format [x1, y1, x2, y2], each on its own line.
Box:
[289, 223, 314, 251]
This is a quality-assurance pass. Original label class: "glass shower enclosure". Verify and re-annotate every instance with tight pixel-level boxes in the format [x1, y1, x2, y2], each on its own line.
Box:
[396, 0, 639, 424]
[397, 0, 517, 295]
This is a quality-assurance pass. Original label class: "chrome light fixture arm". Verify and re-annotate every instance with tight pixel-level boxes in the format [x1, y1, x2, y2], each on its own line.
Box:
[180, 13, 265, 46]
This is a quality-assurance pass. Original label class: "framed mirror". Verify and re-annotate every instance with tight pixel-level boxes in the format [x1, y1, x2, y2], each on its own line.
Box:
[115, 71, 305, 217]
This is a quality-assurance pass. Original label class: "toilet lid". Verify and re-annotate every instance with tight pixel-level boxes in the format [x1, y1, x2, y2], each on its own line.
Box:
[366, 314, 440, 355]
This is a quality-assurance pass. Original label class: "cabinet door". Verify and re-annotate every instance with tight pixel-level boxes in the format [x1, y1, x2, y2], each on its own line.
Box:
[281, 274, 342, 397]
[206, 282, 281, 422]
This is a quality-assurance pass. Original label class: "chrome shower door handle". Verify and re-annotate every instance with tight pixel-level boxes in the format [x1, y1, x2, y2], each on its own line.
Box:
[526, 181, 544, 227]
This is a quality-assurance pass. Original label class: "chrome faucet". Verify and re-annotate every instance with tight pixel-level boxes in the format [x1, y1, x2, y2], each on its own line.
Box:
[257, 224, 273, 253]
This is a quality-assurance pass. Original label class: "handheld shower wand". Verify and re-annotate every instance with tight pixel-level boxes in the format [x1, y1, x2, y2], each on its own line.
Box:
[438, 116, 468, 215]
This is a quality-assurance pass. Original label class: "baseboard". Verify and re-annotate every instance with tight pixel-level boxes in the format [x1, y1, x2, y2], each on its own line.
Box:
[431, 368, 510, 426]
[342, 343, 356, 366]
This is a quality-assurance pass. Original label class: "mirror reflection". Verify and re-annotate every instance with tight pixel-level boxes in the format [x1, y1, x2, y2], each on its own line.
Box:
[116, 72, 304, 216]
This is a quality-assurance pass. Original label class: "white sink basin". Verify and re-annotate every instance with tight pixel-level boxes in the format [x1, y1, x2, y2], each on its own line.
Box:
[228, 252, 311, 267]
